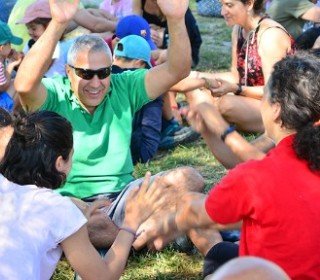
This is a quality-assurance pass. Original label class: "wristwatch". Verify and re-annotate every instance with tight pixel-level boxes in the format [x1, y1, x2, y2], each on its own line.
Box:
[234, 84, 243, 95]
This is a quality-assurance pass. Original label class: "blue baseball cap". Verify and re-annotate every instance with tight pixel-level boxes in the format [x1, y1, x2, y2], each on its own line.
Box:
[114, 35, 152, 68]
[0, 20, 22, 45]
[115, 15, 157, 50]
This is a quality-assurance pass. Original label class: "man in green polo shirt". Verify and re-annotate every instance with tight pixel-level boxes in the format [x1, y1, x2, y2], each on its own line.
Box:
[268, 0, 320, 39]
[14, 0, 206, 249]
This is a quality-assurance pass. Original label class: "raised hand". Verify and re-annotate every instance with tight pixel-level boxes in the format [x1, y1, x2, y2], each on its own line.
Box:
[188, 102, 228, 136]
[123, 172, 169, 231]
[49, 0, 80, 24]
[186, 106, 208, 134]
[156, 0, 189, 20]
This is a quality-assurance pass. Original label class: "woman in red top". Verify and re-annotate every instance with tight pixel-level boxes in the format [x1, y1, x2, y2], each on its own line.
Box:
[172, 0, 295, 133]
[138, 52, 320, 279]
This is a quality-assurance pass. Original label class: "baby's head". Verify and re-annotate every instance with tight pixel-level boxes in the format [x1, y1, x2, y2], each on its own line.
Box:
[17, 0, 51, 42]
[0, 21, 22, 58]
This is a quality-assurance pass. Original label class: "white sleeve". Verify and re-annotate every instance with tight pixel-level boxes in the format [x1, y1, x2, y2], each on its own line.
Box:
[34, 190, 88, 244]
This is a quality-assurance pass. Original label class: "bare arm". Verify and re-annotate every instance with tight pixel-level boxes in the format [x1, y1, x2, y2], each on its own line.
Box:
[74, 9, 117, 33]
[63, 172, 168, 279]
[15, 0, 80, 111]
[187, 102, 266, 169]
[132, 0, 142, 15]
[301, 6, 320, 22]
[144, 0, 191, 99]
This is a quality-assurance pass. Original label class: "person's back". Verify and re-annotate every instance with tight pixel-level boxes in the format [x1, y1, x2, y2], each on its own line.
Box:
[212, 135, 320, 278]
[0, 174, 86, 279]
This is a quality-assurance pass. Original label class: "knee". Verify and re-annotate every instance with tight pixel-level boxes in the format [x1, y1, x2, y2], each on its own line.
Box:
[218, 95, 236, 120]
[166, 166, 204, 192]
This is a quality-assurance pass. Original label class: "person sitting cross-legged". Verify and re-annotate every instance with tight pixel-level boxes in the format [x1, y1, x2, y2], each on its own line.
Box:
[14, 0, 209, 252]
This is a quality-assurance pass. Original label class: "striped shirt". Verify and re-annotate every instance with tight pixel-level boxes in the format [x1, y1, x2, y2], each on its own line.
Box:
[0, 61, 7, 86]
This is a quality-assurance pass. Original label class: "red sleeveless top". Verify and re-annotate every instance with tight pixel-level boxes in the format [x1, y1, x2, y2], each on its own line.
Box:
[237, 17, 295, 87]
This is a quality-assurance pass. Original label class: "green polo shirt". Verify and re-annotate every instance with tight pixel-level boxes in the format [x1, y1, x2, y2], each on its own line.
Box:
[41, 69, 150, 198]
[268, 0, 314, 39]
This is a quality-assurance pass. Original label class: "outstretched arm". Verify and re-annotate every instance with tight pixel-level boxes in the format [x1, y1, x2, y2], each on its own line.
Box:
[187, 102, 266, 168]
[14, 0, 80, 111]
[63, 173, 168, 280]
[145, 0, 191, 99]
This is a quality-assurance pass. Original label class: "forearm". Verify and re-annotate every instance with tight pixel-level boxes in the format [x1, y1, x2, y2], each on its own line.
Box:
[74, 11, 116, 32]
[166, 18, 191, 80]
[239, 85, 264, 100]
[199, 106, 265, 167]
[175, 192, 214, 232]
[170, 77, 206, 92]
[103, 229, 135, 280]
[15, 20, 68, 93]
[199, 71, 238, 83]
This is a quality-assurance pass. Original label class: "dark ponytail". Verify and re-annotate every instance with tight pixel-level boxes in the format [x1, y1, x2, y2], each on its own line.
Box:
[268, 51, 320, 171]
[0, 111, 73, 189]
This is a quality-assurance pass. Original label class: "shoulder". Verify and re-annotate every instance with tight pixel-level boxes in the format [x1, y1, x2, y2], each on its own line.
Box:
[258, 19, 292, 48]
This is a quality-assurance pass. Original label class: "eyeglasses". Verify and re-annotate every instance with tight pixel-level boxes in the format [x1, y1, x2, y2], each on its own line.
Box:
[68, 65, 112, 80]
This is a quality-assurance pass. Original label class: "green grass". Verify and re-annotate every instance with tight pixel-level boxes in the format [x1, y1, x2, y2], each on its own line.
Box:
[53, 2, 233, 279]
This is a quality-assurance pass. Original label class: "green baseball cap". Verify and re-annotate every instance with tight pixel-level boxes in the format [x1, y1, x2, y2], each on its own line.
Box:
[0, 20, 23, 45]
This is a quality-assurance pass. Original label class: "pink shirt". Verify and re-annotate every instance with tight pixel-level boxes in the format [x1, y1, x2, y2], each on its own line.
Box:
[99, 0, 132, 18]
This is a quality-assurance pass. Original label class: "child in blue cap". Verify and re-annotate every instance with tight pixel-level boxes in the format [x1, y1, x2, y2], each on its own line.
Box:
[0, 20, 23, 112]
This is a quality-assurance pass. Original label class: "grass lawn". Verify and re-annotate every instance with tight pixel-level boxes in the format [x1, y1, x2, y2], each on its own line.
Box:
[53, 1, 233, 279]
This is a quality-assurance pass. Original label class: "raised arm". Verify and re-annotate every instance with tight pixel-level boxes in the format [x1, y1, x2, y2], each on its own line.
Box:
[144, 0, 191, 99]
[14, 0, 80, 111]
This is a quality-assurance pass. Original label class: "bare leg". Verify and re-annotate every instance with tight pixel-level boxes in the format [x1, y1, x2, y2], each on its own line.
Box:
[217, 95, 264, 133]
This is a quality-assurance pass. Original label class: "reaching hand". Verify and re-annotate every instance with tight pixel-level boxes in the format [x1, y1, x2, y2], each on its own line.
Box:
[123, 172, 169, 231]
[209, 78, 238, 97]
[187, 102, 228, 136]
[49, 0, 80, 24]
[186, 106, 208, 134]
[157, 0, 189, 20]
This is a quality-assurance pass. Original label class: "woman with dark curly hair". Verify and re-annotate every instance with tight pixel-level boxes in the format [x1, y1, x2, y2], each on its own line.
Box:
[0, 110, 166, 279]
[137, 52, 320, 279]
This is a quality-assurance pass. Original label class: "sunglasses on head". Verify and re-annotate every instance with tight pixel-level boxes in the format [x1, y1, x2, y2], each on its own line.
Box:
[68, 65, 112, 80]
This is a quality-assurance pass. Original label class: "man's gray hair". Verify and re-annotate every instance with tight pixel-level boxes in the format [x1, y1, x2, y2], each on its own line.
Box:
[67, 34, 112, 66]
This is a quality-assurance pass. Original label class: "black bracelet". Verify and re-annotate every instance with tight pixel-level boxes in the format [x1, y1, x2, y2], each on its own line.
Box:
[221, 125, 236, 142]
[234, 84, 243, 95]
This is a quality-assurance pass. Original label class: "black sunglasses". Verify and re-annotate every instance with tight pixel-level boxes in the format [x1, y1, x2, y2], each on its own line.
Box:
[68, 65, 112, 80]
